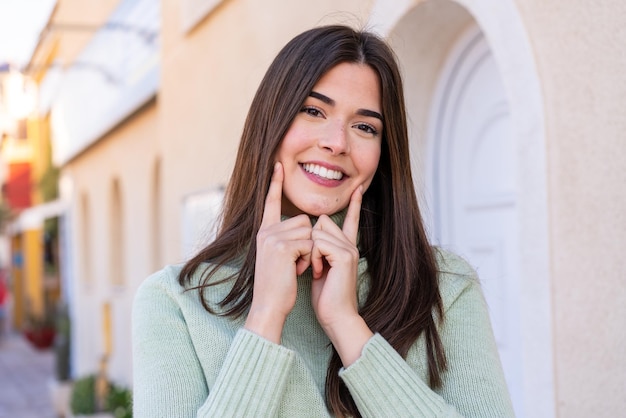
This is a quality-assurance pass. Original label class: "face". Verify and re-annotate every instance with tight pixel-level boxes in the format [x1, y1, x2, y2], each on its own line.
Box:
[275, 62, 383, 217]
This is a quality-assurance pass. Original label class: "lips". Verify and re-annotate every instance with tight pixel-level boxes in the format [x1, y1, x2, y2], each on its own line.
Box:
[301, 163, 345, 180]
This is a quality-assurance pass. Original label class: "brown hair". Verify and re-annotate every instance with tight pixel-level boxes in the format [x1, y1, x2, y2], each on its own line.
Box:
[179, 25, 446, 417]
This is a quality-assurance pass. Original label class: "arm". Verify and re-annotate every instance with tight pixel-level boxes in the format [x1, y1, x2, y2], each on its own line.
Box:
[200, 328, 295, 417]
[339, 277, 514, 417]
[339, 334, 462, 417]
[132, 273, 207, 417]
[132, 272, 295, 418]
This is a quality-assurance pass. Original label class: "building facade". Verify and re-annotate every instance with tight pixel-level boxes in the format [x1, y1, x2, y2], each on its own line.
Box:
[0, 63, 62, 336]
[28, 0, 626, 416]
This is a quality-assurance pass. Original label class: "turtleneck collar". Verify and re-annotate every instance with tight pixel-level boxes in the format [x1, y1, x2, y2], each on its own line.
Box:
[280, 208, 348, 229]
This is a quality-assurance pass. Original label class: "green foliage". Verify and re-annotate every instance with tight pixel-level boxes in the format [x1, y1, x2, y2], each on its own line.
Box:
[70, 375, 133, 417]
[43, 217, 59, 275]
[53, 303, 71, 381]
[39, 164, 60, 202]
[70, 375, 97, 414]
[0, 201, 12, 232]
[106, 384, 133, 418]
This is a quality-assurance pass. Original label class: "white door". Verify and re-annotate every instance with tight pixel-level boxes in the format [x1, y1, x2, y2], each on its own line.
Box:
[427, 26, 524, 417]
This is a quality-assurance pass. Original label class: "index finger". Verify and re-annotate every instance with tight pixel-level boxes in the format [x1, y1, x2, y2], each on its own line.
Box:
[260, 162, 284, 227]
[342, 185, 363, 244]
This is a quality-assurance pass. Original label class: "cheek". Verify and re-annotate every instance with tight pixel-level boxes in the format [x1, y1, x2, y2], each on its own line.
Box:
[357, 144, 382, 186]
[275, 129, 304, 163]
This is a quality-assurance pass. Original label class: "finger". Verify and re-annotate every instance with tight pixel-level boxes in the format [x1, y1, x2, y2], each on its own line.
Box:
[257, 237, 312, 272]
[290, 239, 314, 263]
[313, 214, 346, 237]
[257, 226, 313, 246]
[296, 252, 311, 275]
[280, 214, 312, 230]
[342, 185, 363, 244]
[260, 162, 284, 227]
[312, 218, 355, 280]
[311, 244, 325, 279]
[312, 227, 349, 248]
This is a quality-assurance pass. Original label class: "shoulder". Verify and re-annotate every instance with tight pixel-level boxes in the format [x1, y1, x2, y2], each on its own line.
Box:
[133, 262, 241, 310]
[133, 264, 186, 307]
[139, 264, 186, 292]
[433, 247, 483, 312]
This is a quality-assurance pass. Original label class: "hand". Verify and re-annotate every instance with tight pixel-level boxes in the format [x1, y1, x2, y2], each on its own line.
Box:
[310, 186, 373, 365]
[245, 162, 313, 343]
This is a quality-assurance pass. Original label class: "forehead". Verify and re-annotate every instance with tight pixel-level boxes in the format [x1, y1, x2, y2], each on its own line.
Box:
[311, 63, 382, 109]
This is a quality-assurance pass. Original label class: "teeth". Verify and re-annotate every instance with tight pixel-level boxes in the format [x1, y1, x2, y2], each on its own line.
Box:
[303, 163, 343, 180]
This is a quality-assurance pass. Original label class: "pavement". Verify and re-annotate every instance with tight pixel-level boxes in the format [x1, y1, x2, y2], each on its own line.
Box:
[0, 331, 57, 418]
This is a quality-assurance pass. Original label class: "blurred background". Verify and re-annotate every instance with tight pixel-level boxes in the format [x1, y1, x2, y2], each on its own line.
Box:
[0, 0, 624, 417]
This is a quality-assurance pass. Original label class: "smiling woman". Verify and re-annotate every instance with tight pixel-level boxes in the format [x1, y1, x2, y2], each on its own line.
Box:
[132, 25, 514, 417]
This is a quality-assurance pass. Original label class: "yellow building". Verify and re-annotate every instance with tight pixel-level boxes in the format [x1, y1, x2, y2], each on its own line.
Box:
[0, 63, 62, 335]
[28, 0, 626, 416]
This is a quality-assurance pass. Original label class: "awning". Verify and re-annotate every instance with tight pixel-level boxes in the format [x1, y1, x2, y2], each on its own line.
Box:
[7, 199, 69, 233]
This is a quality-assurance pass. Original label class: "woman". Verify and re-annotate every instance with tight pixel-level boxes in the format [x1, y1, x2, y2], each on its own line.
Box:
[132, 25, 514, 417]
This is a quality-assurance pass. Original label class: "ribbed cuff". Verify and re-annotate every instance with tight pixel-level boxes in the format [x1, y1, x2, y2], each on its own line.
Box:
[199, 328, 295, 417]
[339, 333, 456, 417]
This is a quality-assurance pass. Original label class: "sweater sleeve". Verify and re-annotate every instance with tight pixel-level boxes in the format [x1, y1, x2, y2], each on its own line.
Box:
[339, 334, 461, 417]
[198, 328, 295, 416]
[132, 271, 295, 418]
[339, 268, 514, 417]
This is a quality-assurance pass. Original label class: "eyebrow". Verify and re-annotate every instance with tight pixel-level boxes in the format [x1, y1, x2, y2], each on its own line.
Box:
[309, 91, 383, 122]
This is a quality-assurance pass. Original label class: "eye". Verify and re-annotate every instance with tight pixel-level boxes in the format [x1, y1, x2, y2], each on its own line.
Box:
[301, 106, 324, 118]
[353, 123, 379, 136]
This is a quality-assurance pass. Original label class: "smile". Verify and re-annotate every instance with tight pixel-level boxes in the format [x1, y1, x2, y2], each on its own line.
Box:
[301, 163, 344, 180]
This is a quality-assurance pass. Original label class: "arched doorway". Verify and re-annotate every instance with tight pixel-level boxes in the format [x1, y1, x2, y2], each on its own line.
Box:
[374, 0, 554, 416]
[428, 24, 524, 414]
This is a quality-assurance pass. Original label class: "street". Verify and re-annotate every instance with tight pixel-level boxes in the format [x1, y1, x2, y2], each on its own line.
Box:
[0, 332, 56, 417]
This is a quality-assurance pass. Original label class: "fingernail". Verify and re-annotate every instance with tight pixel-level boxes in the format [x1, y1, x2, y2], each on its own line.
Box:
[358, 185, 364, 194]
[274, 162, 280, 172]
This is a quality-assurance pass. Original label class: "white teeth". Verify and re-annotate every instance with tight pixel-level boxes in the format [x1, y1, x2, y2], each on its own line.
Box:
[303, 163, 343, 180]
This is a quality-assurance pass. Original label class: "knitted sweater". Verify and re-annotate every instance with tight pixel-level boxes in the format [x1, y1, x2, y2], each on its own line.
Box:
[132, 246, 514, 417]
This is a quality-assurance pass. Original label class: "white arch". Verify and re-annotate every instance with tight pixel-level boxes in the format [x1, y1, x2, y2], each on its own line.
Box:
[369, 1, 554, 417]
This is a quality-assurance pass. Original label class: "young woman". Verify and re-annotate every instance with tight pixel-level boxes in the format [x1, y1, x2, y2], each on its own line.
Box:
[132, 25, 514, 417]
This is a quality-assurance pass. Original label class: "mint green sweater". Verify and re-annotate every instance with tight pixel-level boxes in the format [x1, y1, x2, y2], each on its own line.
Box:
[132, 248, 514, 417]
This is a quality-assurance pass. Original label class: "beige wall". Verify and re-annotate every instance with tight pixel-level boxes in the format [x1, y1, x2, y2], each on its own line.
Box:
[65, 102, 158, 384]
[514, 1, 626, 416]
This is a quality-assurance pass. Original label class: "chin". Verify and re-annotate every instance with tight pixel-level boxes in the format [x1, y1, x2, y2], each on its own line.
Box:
[298, 204, 346, 218]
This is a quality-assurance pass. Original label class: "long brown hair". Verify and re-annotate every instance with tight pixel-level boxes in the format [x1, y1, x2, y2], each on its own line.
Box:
[179, 25, 446, 417]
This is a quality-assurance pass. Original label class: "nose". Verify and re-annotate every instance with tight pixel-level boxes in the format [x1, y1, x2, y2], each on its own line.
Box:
[318, 120, 349, 155]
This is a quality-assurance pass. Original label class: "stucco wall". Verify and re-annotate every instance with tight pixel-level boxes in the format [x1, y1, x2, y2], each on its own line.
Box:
[514, 1, 626, 416]
[65, 102, 158, 385]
